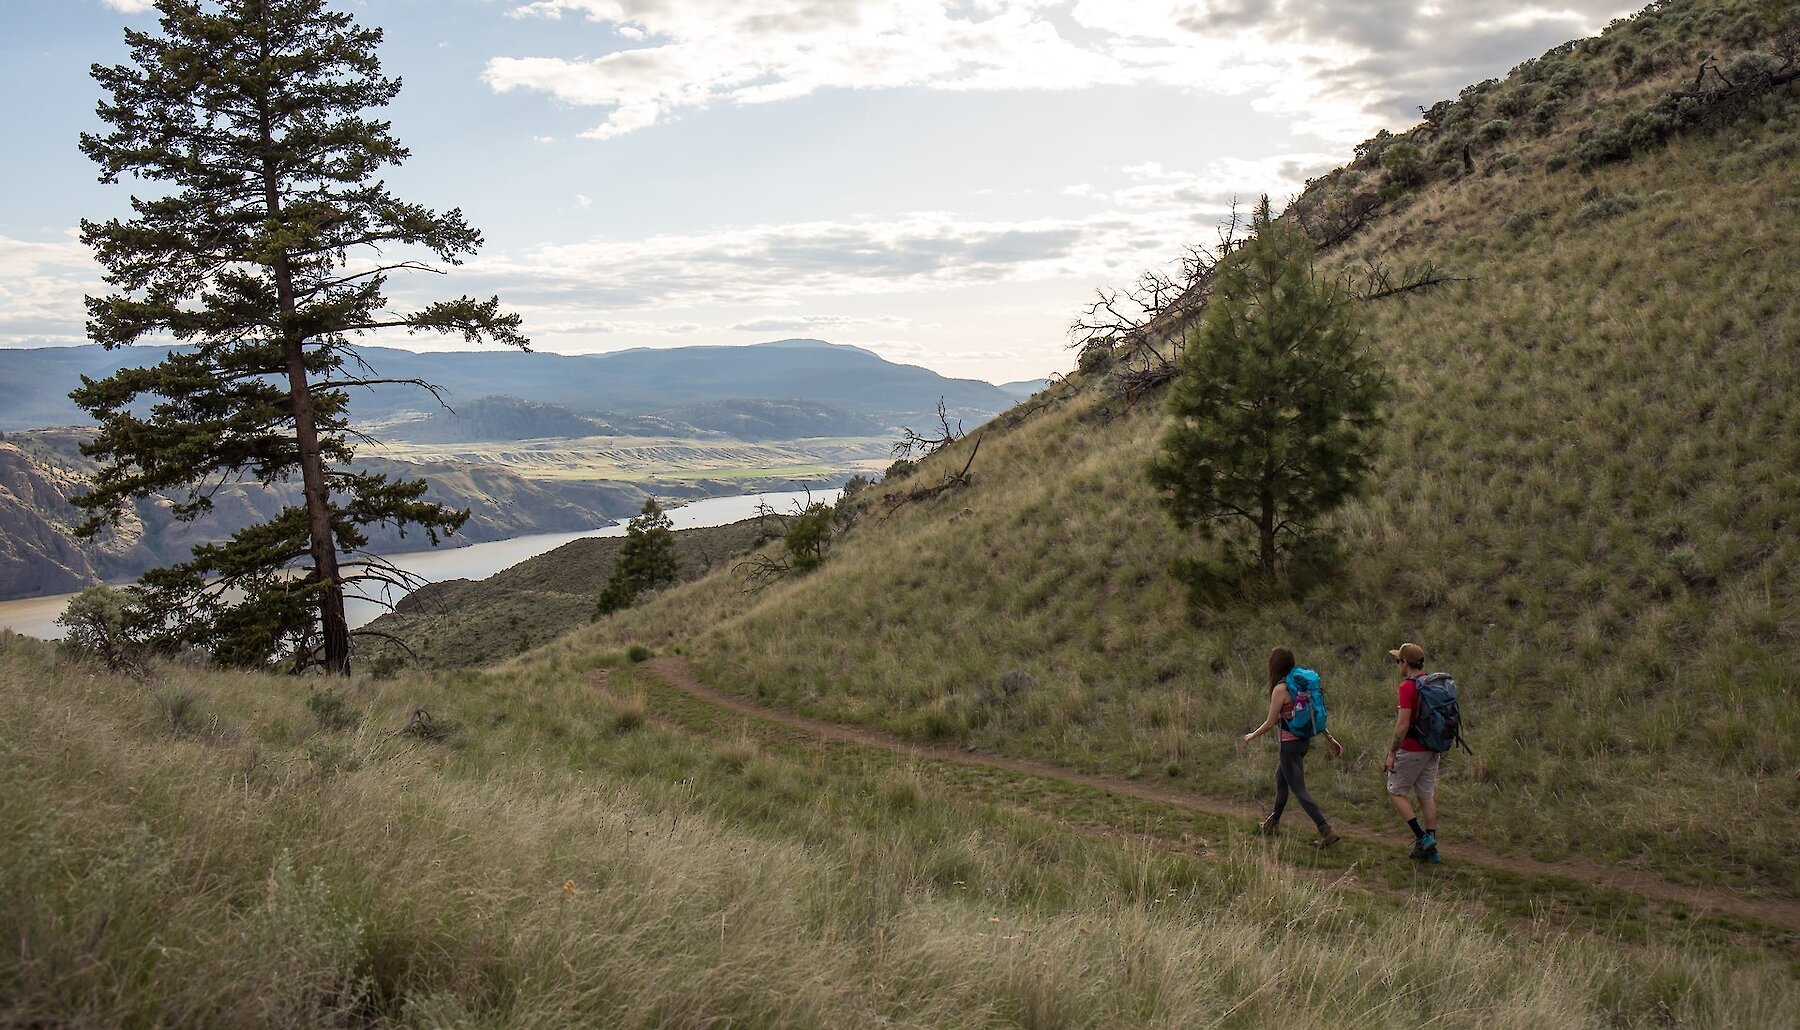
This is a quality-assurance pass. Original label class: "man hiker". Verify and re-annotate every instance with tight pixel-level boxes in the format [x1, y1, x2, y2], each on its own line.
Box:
[1386, 642, 1442, 862]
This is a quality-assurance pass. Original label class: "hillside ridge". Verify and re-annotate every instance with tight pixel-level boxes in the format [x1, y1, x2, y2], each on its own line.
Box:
[551, 0, 1800, 901]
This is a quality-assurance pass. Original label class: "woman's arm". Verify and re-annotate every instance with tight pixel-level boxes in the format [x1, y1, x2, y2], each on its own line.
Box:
[1242, 685, 1288, 742]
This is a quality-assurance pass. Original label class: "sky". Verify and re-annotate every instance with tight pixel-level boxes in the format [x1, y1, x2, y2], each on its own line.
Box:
[1, 0, 1638, 385]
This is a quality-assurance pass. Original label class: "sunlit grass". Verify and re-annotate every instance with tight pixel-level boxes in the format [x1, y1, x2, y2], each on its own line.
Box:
[4, 636, 1793, 1026]
[365, 434, 889, 485]
[563, 41, 1800, 895]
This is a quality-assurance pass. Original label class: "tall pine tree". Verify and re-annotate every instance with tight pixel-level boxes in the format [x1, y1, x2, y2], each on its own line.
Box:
[73, 0, 527, 673]
[1147, 199, 1383, 590]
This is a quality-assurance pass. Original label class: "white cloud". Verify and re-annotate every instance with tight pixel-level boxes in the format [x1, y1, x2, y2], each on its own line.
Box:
[574, 193, 593, 208]
[0, 234, 104, 347]
[438, 148, 1329, 345]
[488, 0, 1634, 144]
[730, 314, 911, 334]
[99, 0, 156, 12]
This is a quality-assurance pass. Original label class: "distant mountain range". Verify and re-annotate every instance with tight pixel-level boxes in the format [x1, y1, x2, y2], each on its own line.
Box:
[0, 339, 1018, 432]
[999, 379, 1052, 398]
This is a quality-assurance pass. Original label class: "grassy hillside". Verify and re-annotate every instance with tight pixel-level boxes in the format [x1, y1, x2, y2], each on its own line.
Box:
[558, 0, 1800, 897]
[5, 635, 1795, 1026]
[7, 2, 1800, 1024]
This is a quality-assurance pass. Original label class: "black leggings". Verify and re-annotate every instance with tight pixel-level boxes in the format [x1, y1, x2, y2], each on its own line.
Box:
[1272, 738, 1330, 830]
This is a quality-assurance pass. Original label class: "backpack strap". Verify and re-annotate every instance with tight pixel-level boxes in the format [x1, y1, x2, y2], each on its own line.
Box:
[1401, 676, 1423, 741]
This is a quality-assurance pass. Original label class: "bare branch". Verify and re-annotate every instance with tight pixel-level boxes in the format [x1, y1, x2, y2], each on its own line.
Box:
[1348, 261, 1477, 302]
[892, 398, 965, 460]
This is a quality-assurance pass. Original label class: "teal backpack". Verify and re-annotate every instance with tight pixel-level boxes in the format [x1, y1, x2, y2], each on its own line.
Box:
[1282, 667, 1328, 739]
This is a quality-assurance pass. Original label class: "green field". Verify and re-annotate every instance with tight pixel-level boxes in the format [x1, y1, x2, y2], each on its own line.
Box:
[367, 434, 892, 484]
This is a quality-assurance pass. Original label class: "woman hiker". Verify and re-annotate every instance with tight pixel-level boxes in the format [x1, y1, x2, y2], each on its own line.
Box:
[1242, 645, 1344, 847]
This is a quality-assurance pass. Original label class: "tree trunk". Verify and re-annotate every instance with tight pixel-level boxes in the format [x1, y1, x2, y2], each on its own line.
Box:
[282, 339, 352, 675]
[259, 33, 350, 675]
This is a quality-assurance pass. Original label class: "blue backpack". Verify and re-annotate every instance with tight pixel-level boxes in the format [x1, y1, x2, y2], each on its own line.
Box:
[1409, 672, 1471, 753]
[1282, 667, 1328, 738]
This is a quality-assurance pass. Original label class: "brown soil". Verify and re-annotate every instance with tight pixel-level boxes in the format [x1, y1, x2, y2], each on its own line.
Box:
[641, 656, 1800, 937]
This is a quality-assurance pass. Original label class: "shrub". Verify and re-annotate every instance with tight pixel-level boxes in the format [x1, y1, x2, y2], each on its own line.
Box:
[1575, 127, 1634, 168]
[834, 475, 871, 530]
[155, 686, 209, 737]
[56, 586, 144, 672]
[1495, 86, 1533, 117]
[305, 739, 359, 778]
[1576, 192, 1644, 223]
[1379, 142, 1428, 189]
[627, 644, 652, 664]
[1477, 118, 1514, 143]
[784, 502, 834, 572]
[1077, 338, 1115, 375]
[306, 688, 362, 732]
[1611, 41, 1640, 82]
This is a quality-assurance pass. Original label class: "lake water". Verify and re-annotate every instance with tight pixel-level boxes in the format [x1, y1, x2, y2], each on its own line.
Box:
[1, 488, 839, 641]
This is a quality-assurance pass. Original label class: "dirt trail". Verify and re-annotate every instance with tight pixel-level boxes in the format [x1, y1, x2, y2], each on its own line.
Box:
[641, 656, 1800, 936]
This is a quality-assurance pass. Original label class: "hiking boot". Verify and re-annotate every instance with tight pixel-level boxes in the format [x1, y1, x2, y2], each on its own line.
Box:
[1255, 814, 1280, 836]
[1312, 827, 1342, 848]
[1411, 831, 1436, 861]
[1424, 847, 1442, 864]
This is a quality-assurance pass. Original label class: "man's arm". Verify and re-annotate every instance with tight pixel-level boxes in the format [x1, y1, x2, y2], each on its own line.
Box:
[1385, 706, 1411, 772]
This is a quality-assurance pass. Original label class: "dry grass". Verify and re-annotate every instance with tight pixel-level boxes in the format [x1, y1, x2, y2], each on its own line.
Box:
[9, 4, 1800, 1023]
[4, 635, 1793, 1027]
[560, 3, 1800, 896]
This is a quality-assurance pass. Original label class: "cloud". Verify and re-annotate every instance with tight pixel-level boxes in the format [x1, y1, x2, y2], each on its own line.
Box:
[0, 234, 104, 347]
[730, 314, 911, 333]
[574, 193, 593, 208]
[488, 1, 1634, 144]
[428, 146, 1331, 348]
[460, 212, 1099, 326]
[98, 0, 156, 12]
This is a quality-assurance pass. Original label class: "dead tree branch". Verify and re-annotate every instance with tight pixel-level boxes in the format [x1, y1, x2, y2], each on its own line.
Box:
[880, 433, 983, 520]
[1292, 188, 1385, 251]
[390, 707, 454, 742]
[349, 627, 420, 662]
[893, 398, 965, 459]
[1349, 261, 1476, 301]
[732, 552, 794, 592]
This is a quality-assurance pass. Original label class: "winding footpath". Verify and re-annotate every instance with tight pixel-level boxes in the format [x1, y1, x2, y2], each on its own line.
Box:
[635, 657, 1800, 938]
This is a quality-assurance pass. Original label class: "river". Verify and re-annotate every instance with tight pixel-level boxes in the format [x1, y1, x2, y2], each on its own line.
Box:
[0, 488, 839, 641]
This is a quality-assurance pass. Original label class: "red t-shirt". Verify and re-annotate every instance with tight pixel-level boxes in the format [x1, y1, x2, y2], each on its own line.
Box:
[1277, 685, 1298, 742]
[1396, 678, 1429, 752]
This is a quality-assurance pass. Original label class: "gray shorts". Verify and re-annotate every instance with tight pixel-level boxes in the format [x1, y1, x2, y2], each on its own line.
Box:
[1387, 749, 1441, 798]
